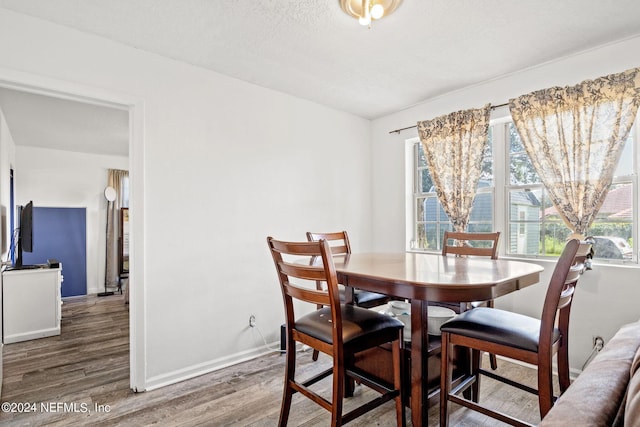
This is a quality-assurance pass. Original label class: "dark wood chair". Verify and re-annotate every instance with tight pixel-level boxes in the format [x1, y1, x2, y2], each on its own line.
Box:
[307, 231, 390, 308]
[439, 238, 592, 427]
[441, 230, 501, 370]
[267, 237, 405, 427]
[307, 231, 390, 362]
[441, 230, 500, 259]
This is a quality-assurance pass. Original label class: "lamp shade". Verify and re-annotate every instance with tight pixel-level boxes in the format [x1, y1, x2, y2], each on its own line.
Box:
[104, 186, 117, 202]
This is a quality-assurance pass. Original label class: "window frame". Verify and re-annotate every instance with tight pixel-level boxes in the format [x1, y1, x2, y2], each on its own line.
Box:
[408, 133, 496, 252]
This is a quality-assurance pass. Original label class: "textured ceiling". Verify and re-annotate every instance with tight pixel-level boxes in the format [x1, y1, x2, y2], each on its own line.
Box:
[0, 87, 129, 156]
[1, 0, 640, 154]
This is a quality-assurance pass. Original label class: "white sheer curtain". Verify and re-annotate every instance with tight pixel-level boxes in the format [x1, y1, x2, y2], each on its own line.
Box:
[417, 105, 492, 232]
[509, 68, 640, 235]
[105, 169, 128, 290]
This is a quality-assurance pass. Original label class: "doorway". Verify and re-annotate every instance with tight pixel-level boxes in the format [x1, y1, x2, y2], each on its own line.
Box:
[0, 69, 145, 391]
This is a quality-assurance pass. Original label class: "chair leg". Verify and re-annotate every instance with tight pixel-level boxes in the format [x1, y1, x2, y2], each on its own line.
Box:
[440, 332, 452, 427]
[537, 354, 555, 418]
[344, 354, 355, 398]
[557, 337, 571, 393]
[489, 353, 498, 370]
[278, 340, 296, 427]
[331, 358, 345, 426]
[312, 303, 323, 362]
[392, 329, 406, 427]
[470, 349, 481, 403]
[486, 299, 498, 371]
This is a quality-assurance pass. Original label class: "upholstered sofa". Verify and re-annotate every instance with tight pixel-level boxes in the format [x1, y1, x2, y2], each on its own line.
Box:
[539, 319, 640, 427]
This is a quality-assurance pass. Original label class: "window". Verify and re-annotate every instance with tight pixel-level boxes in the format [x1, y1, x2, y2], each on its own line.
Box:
[409, 117, 638, 263]
[121, 175, 130, 208]
[411, 129, 494, 251]
[506, 122, 636, 260]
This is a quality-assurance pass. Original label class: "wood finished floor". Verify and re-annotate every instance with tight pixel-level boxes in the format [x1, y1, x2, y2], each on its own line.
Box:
[1, 295, 550, 426]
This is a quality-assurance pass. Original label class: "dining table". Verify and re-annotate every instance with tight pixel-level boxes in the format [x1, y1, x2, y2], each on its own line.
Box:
[329, 252, 544, 427]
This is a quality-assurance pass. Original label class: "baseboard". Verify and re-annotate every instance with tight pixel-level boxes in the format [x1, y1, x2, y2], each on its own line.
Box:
[4, 327, 60, 344]
[493, 355, 582, 379]
[144, 343, 279, 391]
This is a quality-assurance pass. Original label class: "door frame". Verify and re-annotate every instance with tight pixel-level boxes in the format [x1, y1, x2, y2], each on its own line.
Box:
[0, 66, 146, 392]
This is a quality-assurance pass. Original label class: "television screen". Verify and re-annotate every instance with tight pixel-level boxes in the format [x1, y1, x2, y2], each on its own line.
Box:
[21, 201, 33, 253]
[14, 200, 33, 268]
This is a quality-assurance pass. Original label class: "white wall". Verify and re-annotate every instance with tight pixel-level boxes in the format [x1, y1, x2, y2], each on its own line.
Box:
[0, 107, 16, 398]
[13, 146, 127, 295]
[0, 9, 372, 389]
[371, 36, 640, 372]
[0, 108, 15, 258]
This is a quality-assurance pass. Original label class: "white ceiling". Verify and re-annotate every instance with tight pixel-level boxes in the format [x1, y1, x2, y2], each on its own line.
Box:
[0, 87, 129, 156]
[1, 0, 640, 154]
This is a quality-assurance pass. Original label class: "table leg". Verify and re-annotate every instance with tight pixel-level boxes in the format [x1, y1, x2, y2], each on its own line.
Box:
[343, 284, 355, 304]
[410, 299, 429, 426]
[344, 284, 356, 397]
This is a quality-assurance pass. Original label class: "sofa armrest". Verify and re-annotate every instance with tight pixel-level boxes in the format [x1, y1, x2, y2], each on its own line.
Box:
[540, 320, 640, 426]
[626, 345, 640, 427]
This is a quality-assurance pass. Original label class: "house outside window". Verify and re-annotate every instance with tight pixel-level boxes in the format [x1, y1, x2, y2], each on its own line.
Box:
[410, 117, 638, 263]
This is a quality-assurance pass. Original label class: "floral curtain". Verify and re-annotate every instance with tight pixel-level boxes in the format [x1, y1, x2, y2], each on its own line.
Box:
[417, 105, 491, 232]
[106, 169, 128, 289]
[509, 68, 640, 235]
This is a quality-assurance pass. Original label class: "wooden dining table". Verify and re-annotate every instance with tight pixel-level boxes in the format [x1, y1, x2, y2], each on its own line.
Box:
[329, 252, 544, 427]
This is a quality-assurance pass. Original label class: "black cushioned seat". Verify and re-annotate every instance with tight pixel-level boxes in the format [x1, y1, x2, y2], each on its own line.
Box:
[352, 289, 390, 307]
[296, 305, 404, 350]
[440, 307, 560, 352]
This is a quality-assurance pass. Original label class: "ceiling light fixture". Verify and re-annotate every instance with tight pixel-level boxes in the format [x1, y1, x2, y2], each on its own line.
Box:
[340, 0, 403, 29]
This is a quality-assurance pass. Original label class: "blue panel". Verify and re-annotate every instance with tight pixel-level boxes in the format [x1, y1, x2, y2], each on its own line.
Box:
[23, 207, 87, 297]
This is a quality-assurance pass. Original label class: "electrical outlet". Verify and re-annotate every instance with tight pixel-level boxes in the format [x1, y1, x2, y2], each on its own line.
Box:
[249, 315, 256, 327]
[592, 335, 604, 350]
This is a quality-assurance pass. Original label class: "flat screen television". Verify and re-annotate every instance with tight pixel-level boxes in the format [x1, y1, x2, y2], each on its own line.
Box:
[14, 200, 33, 268]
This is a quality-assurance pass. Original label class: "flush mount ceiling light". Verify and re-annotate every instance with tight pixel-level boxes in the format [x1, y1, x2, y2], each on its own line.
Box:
[339, 0, 403, 28]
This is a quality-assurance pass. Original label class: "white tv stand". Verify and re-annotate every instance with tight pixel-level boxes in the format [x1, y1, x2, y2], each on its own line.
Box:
[2, 266, 62, 344]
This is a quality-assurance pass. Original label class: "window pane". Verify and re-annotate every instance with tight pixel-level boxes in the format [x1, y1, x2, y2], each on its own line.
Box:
[422, 194, 449, 223]
[417, 142, 427, 168]
[416, 223, 428, 249]
[510, 153, 540, 185]
[417, 223, 441, 250]
[467, 223, 493, 234]
[541, 223, 570, 255]
[509, 123, 540, 185]
[480, 128, 493, 185]
[122, 176, 130, 208]
[509, 123, 525, 153]
[508, 189, 542, 255]
[469, 192, 493, 224]
[509, 223, 541, 255]
[587, 182, 633, 260]
[419, 168, 433, 193]
[614, 131, 634, 177]
[416, 196, 426, 221]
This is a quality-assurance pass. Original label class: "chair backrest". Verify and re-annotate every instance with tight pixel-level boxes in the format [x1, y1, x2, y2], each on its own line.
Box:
[306, 231, 351, 255]
[267, 237, 344, 345]
[442, 231, 500, 259]
[539, 239, 593, 355]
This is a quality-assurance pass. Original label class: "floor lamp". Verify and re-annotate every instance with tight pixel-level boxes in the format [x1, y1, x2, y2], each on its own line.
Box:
[98, 186, 116, 297]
